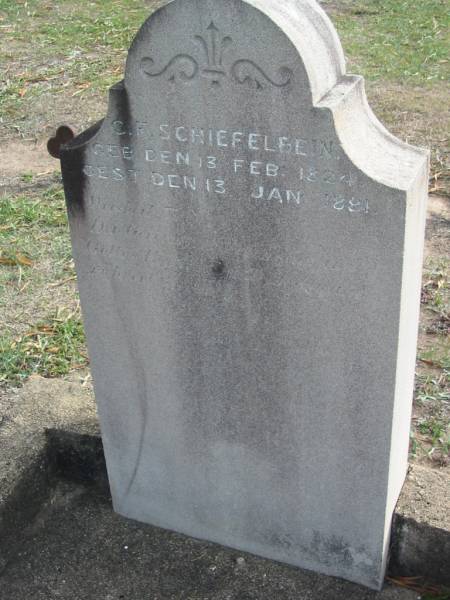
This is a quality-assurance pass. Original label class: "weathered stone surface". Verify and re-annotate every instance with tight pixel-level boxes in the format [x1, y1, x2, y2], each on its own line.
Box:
[59, 0, 429, 589]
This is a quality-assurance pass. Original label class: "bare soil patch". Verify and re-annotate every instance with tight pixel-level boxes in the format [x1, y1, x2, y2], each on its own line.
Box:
[413, 193, 450, 468]
[424, 195, 450, 259]
[0, 141, 57, 182]
[0, 89, 107, 145]
[366, 82, 449, 196]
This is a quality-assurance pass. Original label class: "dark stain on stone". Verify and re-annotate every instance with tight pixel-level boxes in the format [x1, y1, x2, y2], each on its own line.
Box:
[112, 81, 139, 202]
[58, 80, 135, 220]
[61, 146, 87, 218]
[212, 259, 227, 279]
[114, 81, 133, 135]
[60, 121, 102, 219]
[47, 125, 75, 159]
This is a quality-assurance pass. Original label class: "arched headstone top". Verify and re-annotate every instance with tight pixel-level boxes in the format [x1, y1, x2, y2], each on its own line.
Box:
[125, 0, 345, 104]
[231, 0, 347, 102]
[124, 0, 310, 106]
[82, 0, 427, 193]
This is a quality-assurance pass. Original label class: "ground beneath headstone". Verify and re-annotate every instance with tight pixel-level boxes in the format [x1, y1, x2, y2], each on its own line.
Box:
[0, 479, 419, 600]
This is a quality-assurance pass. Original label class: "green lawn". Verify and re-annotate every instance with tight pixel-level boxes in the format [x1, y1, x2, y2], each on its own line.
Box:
[330, 0, 449, 82]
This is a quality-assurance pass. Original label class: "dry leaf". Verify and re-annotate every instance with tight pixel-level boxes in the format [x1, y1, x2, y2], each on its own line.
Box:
[419, 358, 439, 367]
[0, 257, 17, 266]
[0, 253, 33, 267]
[49, 276, 77, 287]
[72, 83, 91, 97]
[15, 253, 33, 266]
[37, 325, 55, 333]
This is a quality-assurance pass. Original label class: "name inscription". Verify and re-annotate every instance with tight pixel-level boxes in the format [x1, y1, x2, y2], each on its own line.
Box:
[79, 120, 368, 214]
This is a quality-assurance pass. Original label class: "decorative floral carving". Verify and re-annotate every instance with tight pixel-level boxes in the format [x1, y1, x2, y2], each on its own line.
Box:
[140, 22, 293, 89]
[141, 55, 199, 82]
[231, 60, 293, 90]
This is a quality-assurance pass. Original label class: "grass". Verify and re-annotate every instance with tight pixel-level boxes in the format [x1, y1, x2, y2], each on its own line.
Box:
[0, 187, 67, 229]
[0, 186, 69, 273]
[416, 372, 450, 404]
[0, 0, 154, 125]
[0, 0, 149, 50]
[422, 257, 450, 312]
[419, 347, 450, 371]
[0, 310, 87, 386]
[0, 184, 86, 386]
[1, 0, 448, 193]
[0, 185, 78, 341]
[413, 256, 450, 465]
[330, 0, 450, 83]
[418, 416, 448, 442]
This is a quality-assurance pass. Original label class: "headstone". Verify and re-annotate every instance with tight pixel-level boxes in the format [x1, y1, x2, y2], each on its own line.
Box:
[58, 0, 429, 590]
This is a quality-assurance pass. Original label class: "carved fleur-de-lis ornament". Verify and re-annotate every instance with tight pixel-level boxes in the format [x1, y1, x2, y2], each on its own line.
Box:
[140, 21, 293, 89]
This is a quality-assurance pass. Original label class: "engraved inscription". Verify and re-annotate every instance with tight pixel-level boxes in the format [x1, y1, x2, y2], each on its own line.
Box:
[251, 187, 304, 204]
[82, 120, 370, 215]
[140, 22, 293, 89]
[325, 193, 369, 213]
[80, 120, 370, 287]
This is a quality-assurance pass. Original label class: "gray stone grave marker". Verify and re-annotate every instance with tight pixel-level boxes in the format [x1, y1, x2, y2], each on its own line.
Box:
[57, 0, 429, 589]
